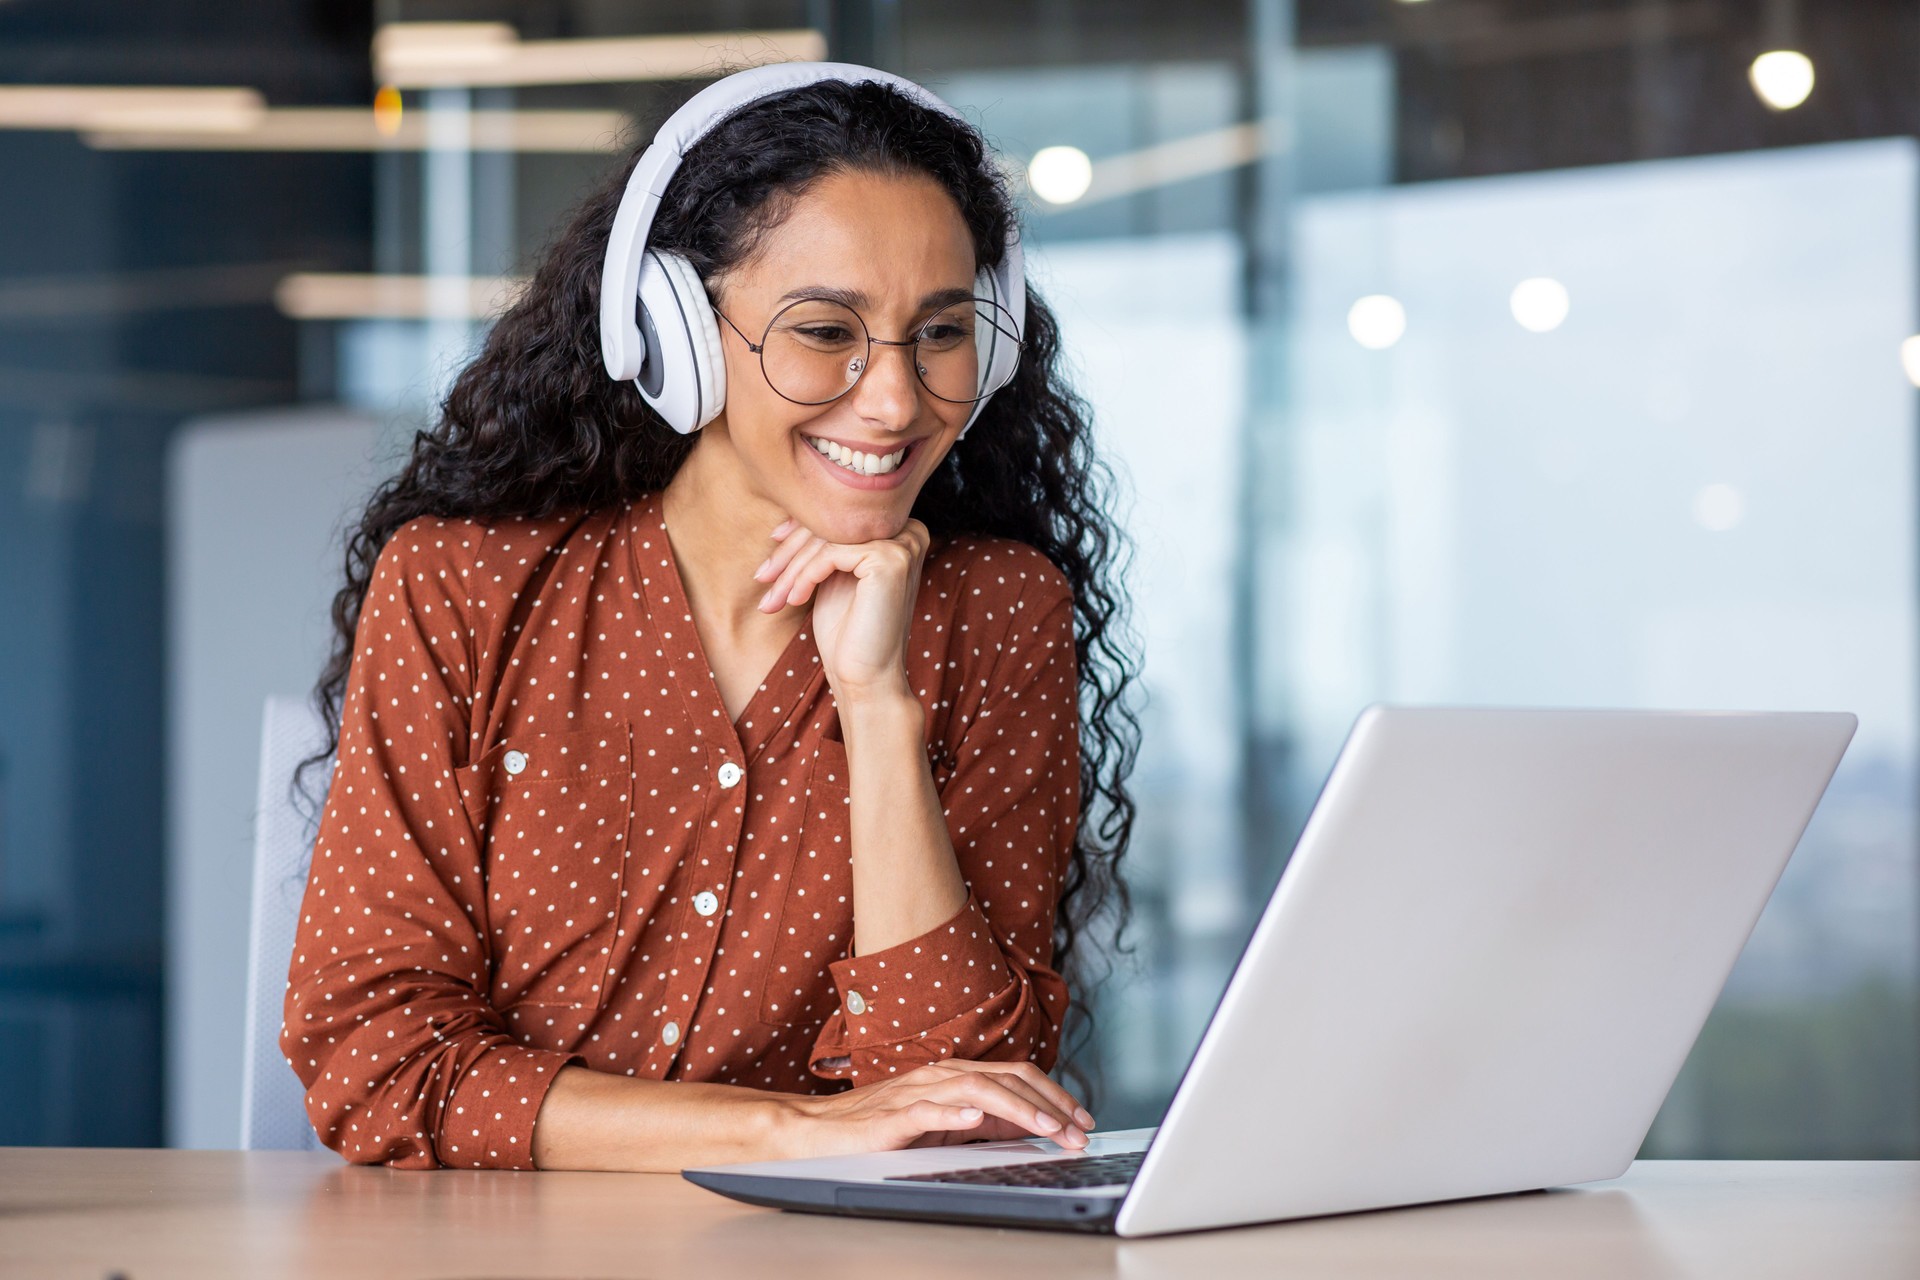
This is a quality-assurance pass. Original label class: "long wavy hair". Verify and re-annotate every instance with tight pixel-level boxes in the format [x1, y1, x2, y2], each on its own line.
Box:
[305, 78, 1140, 1095]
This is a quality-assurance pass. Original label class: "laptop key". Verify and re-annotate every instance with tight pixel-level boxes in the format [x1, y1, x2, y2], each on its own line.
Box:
[886, 1150, 1146, 1190]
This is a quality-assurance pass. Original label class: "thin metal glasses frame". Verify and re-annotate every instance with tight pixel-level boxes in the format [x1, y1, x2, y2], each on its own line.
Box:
[712, 295, 1021, 407]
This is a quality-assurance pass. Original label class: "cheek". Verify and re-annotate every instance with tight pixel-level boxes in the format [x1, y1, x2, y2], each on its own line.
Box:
[722, 352, 807, 445]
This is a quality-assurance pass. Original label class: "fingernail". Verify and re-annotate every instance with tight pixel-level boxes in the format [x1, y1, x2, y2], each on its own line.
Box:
[1075, 1108, 1095, 1129]
[1035, 1112, 1061, 1132]
[772, 519, 793, 537]
[753, 558, 770, 579]
[759, 589, 778, 611]
[960, 1107, 982, 1120]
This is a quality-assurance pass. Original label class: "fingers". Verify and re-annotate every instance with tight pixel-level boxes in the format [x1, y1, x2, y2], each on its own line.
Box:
[976, 1072, 1088, 1146]
[895, 1099, 985, 1143]
[760, 539, 842, 612]
[784, 542, 846, 609]
[754, 517, 929, 613]
[755, 522, 814, 586]
[933, 1071, 1088, 1149]
[813, 1069, 1094, 1159]
[949, 1060, 1095, 1132]
[906, 1112, 1033, 1148]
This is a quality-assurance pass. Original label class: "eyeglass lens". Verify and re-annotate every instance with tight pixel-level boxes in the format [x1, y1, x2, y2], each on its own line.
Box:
[757, 297, 1020, 406]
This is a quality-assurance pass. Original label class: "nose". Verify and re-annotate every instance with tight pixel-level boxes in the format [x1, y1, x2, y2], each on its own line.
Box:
[845, 339, 920, 431]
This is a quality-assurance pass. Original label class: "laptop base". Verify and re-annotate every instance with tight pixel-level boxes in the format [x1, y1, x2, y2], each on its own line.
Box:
[681, 1167, 1122, 1233]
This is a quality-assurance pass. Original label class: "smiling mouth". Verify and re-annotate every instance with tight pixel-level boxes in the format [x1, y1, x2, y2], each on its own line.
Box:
[804, 435, 913, 477]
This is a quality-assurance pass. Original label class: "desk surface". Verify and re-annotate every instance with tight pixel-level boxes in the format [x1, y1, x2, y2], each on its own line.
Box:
[1, 1148, 1914, 1280]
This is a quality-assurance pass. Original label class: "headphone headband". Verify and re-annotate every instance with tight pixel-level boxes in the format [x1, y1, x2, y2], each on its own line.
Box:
[598, 62, 1025, 435]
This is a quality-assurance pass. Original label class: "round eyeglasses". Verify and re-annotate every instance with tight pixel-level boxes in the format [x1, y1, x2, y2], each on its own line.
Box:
[714, 295, 1022, 407]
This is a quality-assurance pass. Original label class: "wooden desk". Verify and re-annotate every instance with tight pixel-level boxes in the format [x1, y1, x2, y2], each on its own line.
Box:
[1, 1148, 1913, 1279]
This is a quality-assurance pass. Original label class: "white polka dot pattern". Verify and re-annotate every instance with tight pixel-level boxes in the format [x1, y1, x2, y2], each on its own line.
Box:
[280, 492, 1080, 1168]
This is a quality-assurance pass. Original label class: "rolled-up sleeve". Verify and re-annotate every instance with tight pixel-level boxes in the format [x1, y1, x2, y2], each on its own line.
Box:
[280, 520, 577, 1168]
[809, 562, 1079, 1081]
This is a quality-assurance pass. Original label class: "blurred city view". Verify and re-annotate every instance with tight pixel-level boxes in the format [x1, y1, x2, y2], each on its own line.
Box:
[0, 0, 1913, 1157]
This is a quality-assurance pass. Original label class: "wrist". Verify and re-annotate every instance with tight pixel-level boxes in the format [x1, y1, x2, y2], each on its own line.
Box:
[836, 684, 922, 738]
[764, 1091, 820, 1161]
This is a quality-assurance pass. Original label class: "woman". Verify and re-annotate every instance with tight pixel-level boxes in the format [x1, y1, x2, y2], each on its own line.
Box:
[283, 67, 1138, 1173]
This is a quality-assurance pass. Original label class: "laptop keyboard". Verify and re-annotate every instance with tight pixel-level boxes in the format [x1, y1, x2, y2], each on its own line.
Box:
[885, 1150, 1145, 1190]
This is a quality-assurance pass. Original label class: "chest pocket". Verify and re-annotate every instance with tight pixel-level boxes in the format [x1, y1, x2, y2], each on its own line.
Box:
[457, 723, 635, 1012]
[758, 738, 853, 1027]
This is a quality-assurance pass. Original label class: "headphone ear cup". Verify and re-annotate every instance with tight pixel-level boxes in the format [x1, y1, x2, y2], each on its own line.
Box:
[659, 251, 726, 429]
[632, 250, 726, 433]
[962, 267, 1016, 435]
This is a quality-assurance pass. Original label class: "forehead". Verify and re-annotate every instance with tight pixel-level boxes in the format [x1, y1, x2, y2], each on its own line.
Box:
[729, 168, 978, 307]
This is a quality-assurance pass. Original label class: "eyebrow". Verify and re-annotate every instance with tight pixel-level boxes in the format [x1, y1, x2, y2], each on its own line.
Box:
[776, 284, 976, 312]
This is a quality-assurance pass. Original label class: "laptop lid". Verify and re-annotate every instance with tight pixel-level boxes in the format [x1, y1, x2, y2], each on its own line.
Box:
[1113, 706, 1854, 1235]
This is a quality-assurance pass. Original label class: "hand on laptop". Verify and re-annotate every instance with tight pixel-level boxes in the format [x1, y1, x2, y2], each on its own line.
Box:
[777, 1060, 1095, 1158]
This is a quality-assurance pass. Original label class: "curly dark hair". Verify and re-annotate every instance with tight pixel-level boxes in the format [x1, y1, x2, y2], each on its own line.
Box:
[304, 77, 1141, 1098]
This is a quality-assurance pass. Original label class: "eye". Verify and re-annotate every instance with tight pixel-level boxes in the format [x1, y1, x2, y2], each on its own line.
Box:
[793, 323, 857, 344]
[919, 321, 972, 349]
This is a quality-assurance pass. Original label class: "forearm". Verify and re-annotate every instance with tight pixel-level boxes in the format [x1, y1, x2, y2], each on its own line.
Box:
[840, 690, 968, 957]
[530, 1065, 797, 1171]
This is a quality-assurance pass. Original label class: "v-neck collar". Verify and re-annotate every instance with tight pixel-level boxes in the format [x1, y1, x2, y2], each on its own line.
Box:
[626, 491, 825, 761]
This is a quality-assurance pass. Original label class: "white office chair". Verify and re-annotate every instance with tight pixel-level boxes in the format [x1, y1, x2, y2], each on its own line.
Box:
[239, 695, 334, 1152]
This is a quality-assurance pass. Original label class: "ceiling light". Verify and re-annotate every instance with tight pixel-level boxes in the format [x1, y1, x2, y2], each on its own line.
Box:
[83, 108, 628, 153]
[274, 273, 529, 321]
[373, 23, 825, 88]
[1509, 277, 1570, 332]
[1347, 295, 1407, 350]
[0, 86, 265, 133]
[1026, 145, 1093, 205]
[1749, 50, 1814, 110]
[372, 22, 517, 70]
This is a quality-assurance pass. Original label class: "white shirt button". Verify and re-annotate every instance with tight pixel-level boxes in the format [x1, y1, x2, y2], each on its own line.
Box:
[717, 761, 743, 788]
[693, 891, 719, 917]
[662, 1020, 680, 1046]
[845, 990, 868, 1016]
[503, 750, 527, 776]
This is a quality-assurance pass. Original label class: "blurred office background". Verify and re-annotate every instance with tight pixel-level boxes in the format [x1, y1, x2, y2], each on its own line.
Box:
[0, 0, 1914, 1157]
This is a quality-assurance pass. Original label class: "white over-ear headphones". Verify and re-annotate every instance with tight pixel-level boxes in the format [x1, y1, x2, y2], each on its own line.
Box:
[599, 61, 1025, 437]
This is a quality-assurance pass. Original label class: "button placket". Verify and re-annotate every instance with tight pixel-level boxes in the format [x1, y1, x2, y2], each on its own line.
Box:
[649, 741, 748, 1074]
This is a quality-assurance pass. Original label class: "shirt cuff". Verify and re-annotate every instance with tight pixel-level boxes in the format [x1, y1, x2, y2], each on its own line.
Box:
[437, 1042, 580, 1170]
[826, 894, 1013, 1047]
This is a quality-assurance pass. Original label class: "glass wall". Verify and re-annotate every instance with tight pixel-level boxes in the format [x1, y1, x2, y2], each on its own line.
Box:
[1279, 140, 1919, 1155]
[0, 0, 1912, 1155]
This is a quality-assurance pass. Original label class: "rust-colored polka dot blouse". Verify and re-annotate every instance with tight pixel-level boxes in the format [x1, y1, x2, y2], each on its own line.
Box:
[281, 490, 1080, 1168]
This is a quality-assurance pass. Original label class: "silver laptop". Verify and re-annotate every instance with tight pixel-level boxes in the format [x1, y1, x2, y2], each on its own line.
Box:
[684, 706, 1855, 1236]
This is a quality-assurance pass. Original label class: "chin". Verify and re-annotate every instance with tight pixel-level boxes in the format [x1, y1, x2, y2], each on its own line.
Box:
[802, 502, 915, 546]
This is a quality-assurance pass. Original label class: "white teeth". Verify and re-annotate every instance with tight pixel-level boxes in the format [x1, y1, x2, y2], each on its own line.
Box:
[808, 437, 907, 477]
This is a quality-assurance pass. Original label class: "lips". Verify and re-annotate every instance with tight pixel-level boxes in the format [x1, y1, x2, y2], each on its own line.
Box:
[804, 434, 910, 477]
[799, 433, 925, 492]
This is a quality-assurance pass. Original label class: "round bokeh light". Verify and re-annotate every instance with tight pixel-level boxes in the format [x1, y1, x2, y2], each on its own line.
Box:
[1027, 145, 1094, 205]
[1347, 294, 1407, 350]
[1510, 277, 1570, 333]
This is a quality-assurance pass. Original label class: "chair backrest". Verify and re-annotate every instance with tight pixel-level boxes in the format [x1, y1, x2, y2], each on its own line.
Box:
[239, 695, 333, 1152]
